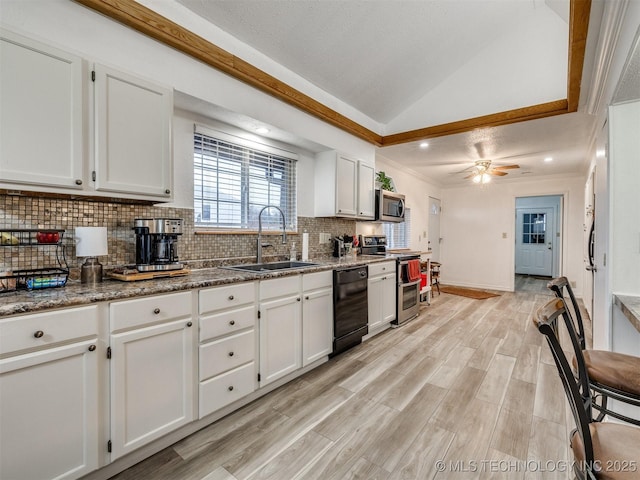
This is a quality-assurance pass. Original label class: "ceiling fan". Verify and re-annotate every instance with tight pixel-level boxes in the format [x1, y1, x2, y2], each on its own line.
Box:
[464, 160, 520, 184]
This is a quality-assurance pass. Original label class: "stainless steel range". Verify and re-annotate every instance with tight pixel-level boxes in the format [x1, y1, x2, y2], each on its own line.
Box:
[360, 235, 421, 326]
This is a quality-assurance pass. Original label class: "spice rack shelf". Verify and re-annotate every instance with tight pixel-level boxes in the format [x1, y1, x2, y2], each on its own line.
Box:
[0, 229, 69, 292]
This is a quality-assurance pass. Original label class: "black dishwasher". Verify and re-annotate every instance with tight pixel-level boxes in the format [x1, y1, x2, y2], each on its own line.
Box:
[332, 265, 368, 356]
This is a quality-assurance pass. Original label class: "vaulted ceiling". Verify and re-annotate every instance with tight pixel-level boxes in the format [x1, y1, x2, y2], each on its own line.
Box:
[75, 0, 601, 186]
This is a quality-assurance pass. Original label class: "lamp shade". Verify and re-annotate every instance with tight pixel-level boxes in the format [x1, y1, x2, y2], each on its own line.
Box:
[75, 227, 108, 257]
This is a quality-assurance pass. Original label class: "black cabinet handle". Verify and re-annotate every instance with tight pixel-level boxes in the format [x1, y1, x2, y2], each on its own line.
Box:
[228, 351, 234, 357]
[228, 386, 234, 391]
[75, 179, 83, 185]
[88, 344, 96, 352]
[228, 295, 234, 300]
[153, 308, 160, 314]
[34, 330, 44, 338]
[229, 320, 235, 326]
[186, 321, 193, 327]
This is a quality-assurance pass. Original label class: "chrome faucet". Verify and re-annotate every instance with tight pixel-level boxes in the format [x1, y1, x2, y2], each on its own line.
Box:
[257, 205, 287, 264]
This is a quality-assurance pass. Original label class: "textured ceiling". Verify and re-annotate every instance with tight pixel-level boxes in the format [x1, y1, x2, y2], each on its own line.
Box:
[167, 0, 604, 186]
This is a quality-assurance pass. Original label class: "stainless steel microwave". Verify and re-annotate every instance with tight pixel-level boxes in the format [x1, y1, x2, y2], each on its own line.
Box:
[375, 189, 405, 222]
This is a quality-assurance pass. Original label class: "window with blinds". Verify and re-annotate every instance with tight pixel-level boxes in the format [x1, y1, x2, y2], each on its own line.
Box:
[194, 127, 297, 231]
[383, 208, 411, 248]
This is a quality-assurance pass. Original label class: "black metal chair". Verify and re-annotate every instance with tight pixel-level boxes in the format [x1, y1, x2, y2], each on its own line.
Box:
[430, 261, 441, 295]
[534, 298, 640, 480]
[548, 277, 640, 426]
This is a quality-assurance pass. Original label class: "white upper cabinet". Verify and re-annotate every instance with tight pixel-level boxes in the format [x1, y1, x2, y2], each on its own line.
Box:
[357, 161, 375, 219]
[314, 151, 375, 219]
[93, 64, 173, 199]
[0, 29, 85, 190]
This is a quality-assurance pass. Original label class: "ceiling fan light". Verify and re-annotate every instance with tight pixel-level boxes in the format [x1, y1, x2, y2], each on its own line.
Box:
[482, 173, 491, 183]
[472, 174, 482, 183]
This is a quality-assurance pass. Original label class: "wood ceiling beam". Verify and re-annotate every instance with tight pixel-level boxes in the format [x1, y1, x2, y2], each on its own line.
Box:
[73, 0, 590, 148]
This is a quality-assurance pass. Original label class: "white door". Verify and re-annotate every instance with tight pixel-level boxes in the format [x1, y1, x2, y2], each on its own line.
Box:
[428, 197, 441, 261]
[583, 169, 595, 320]
[0, 30, 85, 190]
[302, 287, 333, 366]
[110, 319, 195, 460]
[0, 340, 99, 480]
[335, 155, 357, 216]
[515, 208, 554, 276]
[94, 64, 172, 198]
[259, 295, 301, 386]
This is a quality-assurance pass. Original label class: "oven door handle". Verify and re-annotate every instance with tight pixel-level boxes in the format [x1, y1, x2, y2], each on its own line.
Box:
[402, 279, 421, 287]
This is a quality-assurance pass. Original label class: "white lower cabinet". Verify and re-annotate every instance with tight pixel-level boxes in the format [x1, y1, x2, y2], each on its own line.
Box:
[302, 271, 333, 366]
[368, 261, 396, 332]
[198, 282, 257, 418]
[259, 275, 302, 386]
[0, 306, 99, 480]
[109, 292, 195, 460]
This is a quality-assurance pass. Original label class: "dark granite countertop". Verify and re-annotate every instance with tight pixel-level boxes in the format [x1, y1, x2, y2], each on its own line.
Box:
[613, 294, 640, 334]
[0, 255, 392, 317]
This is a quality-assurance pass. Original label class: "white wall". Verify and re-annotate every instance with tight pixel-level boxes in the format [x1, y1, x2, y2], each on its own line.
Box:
[440, 176, 585, 293]
[359, 158, 442, 252]
[0, 0, 375, 208]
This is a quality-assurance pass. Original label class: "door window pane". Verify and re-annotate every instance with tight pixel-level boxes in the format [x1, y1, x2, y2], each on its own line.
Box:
[522, 213, 546, 244]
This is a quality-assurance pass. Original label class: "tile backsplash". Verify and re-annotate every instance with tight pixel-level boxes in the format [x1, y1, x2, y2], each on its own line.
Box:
[0, 195, 357, 278]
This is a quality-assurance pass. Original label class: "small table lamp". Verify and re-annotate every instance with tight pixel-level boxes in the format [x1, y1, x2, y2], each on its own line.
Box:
[75, 227, 108, 284]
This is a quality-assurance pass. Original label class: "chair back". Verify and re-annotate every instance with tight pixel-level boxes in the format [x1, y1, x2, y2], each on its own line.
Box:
[547, 276, 586, 349]
[534, 298, 596, 479]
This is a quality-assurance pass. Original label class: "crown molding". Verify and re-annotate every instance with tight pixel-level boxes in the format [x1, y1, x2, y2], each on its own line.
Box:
[73, 0, 591, 146]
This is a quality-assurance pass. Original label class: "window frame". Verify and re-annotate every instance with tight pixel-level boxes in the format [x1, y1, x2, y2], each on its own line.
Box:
[193, 125, 298, 233]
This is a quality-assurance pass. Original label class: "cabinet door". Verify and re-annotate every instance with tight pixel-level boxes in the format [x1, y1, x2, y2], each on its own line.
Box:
[382, 275, 397, 323]
[368, 276, 384, 331]
[302, 287, 333, 366]
[0, 340, 99, 480]
[0, 30, 84, 190]
[335, 155, 357, 216]
[94, 64, 172, 199]
[110, 318, 195, 460]
[357, 161, 375, 219]
[259, 295, 301, 386]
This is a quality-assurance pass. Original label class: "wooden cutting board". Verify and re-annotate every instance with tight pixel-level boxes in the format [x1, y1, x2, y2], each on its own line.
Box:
[107, 269, 190, 282]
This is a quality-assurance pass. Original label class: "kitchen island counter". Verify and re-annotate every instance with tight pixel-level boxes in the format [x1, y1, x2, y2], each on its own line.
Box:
[613, 294, 640, 334]
[0, 256, 388, 317]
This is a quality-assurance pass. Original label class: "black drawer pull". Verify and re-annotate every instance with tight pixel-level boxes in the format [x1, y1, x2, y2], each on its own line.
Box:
[88, 344, 96, 352]
[153, 308, 160, 314]
[228, 386, 234, 391]
[228, 351, 234, 357]
[186, 321, 193, 327]
[228, 295, 234, 300]
[34, 330, 44, 338]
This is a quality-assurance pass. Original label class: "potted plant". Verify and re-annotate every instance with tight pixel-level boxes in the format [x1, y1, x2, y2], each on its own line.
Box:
[376, 171, 395, 192]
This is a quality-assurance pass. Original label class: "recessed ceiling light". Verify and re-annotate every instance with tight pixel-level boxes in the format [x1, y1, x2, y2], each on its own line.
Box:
[544, 157, 553, 162]
[419, 142, 429, 149]
[256, 127, 270, 134]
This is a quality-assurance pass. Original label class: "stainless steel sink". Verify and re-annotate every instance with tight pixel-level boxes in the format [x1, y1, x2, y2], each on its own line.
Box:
[221, 261, 320, 273]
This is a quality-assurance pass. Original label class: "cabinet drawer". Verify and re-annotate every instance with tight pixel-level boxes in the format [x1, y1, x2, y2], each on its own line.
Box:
[260, 275, 300, 300]
[0, 305, 98, 356]
[199, 282, 256, 314]
[200, 329, 254, 380]
[110, 291, 192, 332]
[200, 305, 255, 342]
[302, 270, 332, 291]
[199, 362, 255, 419]
[369, 261, 396, 277]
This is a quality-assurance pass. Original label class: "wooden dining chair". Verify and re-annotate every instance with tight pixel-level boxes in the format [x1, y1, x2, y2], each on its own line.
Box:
[548, 277, 640, 426]
[534, 298, 640, 480]
[430, 261, 441, 295]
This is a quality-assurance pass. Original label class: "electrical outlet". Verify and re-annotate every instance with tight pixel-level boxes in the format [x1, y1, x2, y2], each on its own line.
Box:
[570, 281, 576, 288]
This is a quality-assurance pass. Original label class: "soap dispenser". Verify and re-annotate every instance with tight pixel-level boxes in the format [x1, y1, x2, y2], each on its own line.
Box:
[290, 242, 297, 261]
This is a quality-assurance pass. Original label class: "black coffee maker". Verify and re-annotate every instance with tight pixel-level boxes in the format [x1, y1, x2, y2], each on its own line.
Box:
[133, 218, 184, 272]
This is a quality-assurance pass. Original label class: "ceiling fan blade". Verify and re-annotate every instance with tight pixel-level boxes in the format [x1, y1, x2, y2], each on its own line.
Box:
[488, 170, 508, 176]
[492, 164, 520, 170]
[464, 173, 477, 179]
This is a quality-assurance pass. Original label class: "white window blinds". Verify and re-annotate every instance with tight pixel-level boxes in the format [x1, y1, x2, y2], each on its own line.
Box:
[383, 208, 411, 248]
[194, 126, 297, 231]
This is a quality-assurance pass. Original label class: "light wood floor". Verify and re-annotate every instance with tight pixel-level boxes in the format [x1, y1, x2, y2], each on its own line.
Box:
[111, 275, 584, 480]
